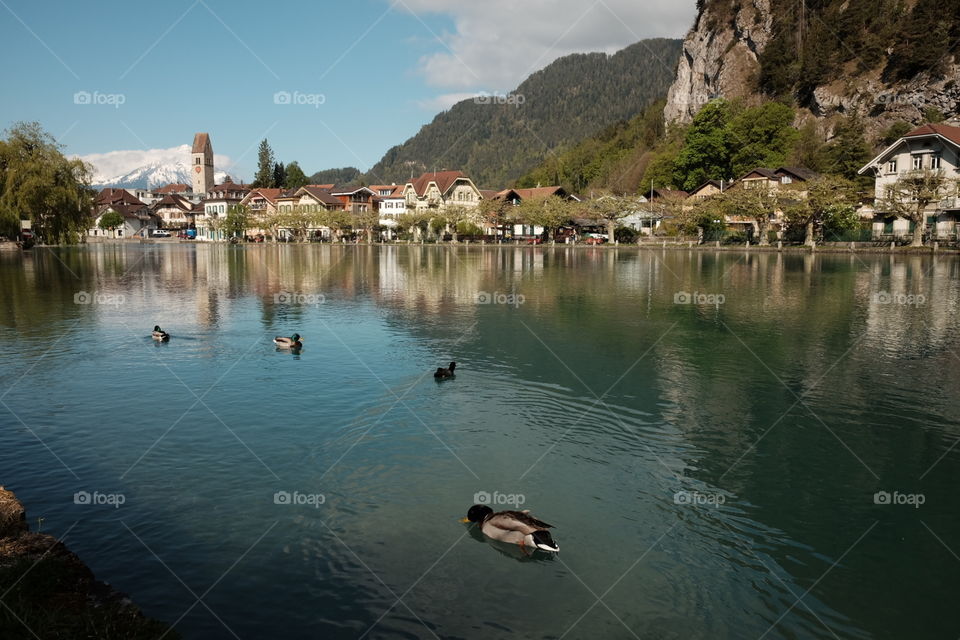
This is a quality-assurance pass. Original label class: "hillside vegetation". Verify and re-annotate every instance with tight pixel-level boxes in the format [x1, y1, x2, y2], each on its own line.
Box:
[365, 38, 682, 189]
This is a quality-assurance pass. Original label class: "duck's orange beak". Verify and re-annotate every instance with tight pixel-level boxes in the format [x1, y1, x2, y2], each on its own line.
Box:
[459, 518, 471, 523]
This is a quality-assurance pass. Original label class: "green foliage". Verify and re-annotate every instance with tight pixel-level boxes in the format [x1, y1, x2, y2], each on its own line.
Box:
[0, 121, 94, 242]
[821, 116, 873, 186]
[366, 39, 683, 188]
[672, 100, 734, 191]
[97, 210, 124, 231]
[880, 122, 913, 147]
[222, 205, 250, 238]
[252, 139, 275, 188]
[307, 167, 361, 185]
[727, 101, 798, 177]
[284, 161, 308, 189]
[614, 226, 639, 243]
[272, 162, 286, 190]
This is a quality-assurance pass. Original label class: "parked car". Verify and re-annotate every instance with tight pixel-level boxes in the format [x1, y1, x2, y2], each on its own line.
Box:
[153, 230, 171, 238]
[585, 234, 607, 245]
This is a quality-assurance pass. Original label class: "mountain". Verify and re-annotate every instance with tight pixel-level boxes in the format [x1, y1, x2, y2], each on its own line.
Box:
[307, 166, 361, 185]
[665, 0, 960, 135]
[365, 38, 683, 189]
[91, 162, 232, 190]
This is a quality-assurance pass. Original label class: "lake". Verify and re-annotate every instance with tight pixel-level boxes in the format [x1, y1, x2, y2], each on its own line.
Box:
[1, 243, 958, 639]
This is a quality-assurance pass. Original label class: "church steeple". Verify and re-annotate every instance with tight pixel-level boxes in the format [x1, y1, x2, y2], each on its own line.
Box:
[191, 133, 214, 196]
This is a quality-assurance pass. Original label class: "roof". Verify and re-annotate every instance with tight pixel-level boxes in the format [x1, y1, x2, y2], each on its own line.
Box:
[775, 167, 818, 182]
[512, 186, 569, 200]
[98, 203, 149, 219]
[479, 189, 500, 200]
[407, 171, 468, 197]
[740, 168, 779, 180]
[154, 183, 191, 194]
[192, 133, 211, 154]
[153, 193, 193, 210]
[298, 186, 342, 205]
[859, 122, 960, 175]
[308, 183, 336, 190]
[95, 188, 145, 207]
[687, 180, 726, 196]
[903, 123, 960, 146]
[245, 188, 285, 203]
[209, 180, 249, 192]
[368, 184, 404, 197]
[331, 185, 375, 196]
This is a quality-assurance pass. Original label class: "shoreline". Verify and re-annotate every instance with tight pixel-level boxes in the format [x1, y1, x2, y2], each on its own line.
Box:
[5, 239, 959, 256]
[0, 487, 177, 639]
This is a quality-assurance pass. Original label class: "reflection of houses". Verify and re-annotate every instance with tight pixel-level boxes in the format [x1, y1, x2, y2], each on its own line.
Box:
[403, 171, 483, 211]
[858, 122, 960, 240]
[89, 188, 157, 238]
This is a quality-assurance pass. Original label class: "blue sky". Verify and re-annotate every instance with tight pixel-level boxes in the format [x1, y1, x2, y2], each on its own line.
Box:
[0, 0, 695, 180]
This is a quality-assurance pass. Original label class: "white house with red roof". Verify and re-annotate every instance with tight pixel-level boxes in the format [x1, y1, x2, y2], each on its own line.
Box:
[858, 122, 960, 238]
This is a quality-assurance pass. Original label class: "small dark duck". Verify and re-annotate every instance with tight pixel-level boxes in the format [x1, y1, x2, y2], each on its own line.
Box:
[434, 361, 456, 379]
[274, 333, 303, 349]
[152, 325, 170, 341]
[463, 504, 559, 552]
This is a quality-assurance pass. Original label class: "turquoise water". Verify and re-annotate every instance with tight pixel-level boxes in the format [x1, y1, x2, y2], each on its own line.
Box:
[1, 244, 959, 639]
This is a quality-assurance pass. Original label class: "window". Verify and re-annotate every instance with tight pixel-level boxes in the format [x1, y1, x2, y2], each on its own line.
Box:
[912, 155, 923, 170]
[931, 154, 942, 169]
[781, 176, 792, 184]
[887, 159, 897, 173]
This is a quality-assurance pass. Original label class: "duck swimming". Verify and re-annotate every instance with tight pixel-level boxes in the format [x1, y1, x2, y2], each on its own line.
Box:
[463, 504, 559, 553]
[274, 333, 303, 349]
[434, 361, 456, 379]
[152, 325, 170, 341]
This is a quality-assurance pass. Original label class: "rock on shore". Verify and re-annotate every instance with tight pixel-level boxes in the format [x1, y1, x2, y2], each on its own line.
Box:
[0, 486, 177, 639]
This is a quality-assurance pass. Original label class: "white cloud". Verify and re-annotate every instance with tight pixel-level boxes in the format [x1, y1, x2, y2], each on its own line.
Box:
[397, 0, 695, 92]
[77, 144, 234, 181]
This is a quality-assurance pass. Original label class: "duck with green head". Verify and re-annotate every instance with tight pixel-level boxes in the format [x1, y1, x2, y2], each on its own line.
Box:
[152, 325, 170, 341]
[274, 333, 302, 349]
[462, 504, 559, 553]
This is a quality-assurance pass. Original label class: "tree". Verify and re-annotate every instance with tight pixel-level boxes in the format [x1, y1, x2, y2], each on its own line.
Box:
[222, 204, 250, 239]
[880, 169, 947, 247]
[589, 194, 632, 243]
[0, 121, 94, 243]
[97, 210, 125, 236]
[822, 117, 872, 186]
[719, 184, 784, 246]
[398, 210, 430, 243]
[782, 176, 857, 246]
[272, 162, 286, 190]
[440, 205, 475, 243]
[515, 196, 574, 243]
[727, 102, 798, 178]
[284, 161, 309, 189]
[318, 208, 351, 242]
[671, 99, 733, 192]
[479, 197, 512, 243]
[252, 139, 275, 188]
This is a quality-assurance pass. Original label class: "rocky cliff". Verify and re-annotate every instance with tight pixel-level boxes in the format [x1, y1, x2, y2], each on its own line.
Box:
[0, 486, 176, 639]
[665, 0, 960, 137]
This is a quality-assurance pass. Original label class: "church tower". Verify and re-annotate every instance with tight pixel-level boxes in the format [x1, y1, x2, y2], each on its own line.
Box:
[191, 133, 214, 196]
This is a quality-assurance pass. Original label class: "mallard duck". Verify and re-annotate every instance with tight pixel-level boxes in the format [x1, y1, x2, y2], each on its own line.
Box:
[434, 361, 456, 379]
[463, 504, 559, 552]
[152, 325, 170, 341]
[274, 333, 302, 349]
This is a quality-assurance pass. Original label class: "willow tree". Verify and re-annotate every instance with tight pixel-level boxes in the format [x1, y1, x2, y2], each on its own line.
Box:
[0, 121, 94, 243]
[880, 169, 947, 247]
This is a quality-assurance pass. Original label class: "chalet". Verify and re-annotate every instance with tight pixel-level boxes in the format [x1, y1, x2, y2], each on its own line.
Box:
[369, 184, 406, 239]
[483, 186, 581, 238]
[239, 188, 285, 215]
[403, 171, 482, 211]
[858, 122, 960, 240]
[687, 180, 728, 200]
[294, 185, 344, 212]
[329, 186, 377, 213]
[89, 189, 156, 238]
[152, 193, 194, 229]
[196, 180, 250, 241]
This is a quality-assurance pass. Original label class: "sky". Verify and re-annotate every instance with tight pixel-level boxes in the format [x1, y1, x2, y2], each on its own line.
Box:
[0, 0, 696, 181]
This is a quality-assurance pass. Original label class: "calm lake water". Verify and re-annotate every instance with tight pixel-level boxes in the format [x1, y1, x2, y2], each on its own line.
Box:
[1, 244, 959, 639]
